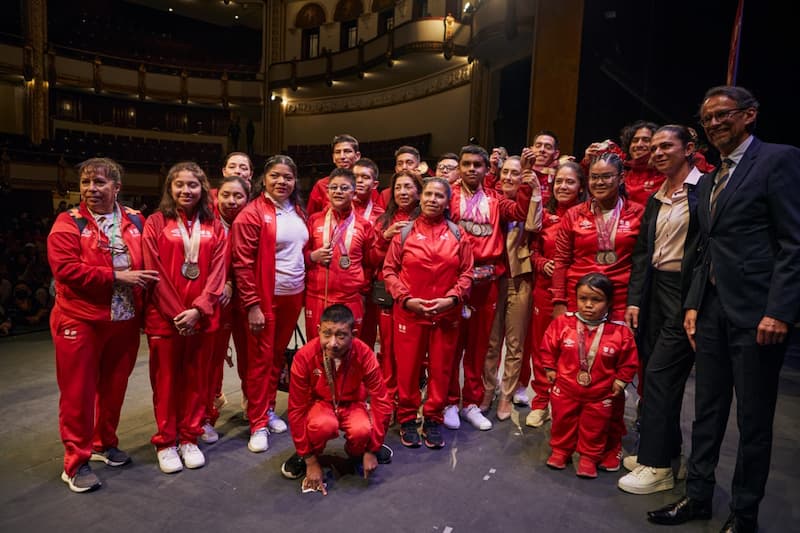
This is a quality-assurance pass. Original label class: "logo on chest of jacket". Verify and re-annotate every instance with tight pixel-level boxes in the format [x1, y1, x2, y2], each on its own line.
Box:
[81, 228, 93, 238]
[563, 338, 576, 347]
[618, 220, 631, 232]
[312, 368, 322, 377]
[128, 227, 140, 237]
[579, 220, 593, 229]
[63, 328, 78, 340]
[263, 215, 273, 224]
[397, 323, 407, 333]
[601, 346, 616, 356]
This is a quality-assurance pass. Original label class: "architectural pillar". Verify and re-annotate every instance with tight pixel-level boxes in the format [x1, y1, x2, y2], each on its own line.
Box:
[23, 0, 49, 145]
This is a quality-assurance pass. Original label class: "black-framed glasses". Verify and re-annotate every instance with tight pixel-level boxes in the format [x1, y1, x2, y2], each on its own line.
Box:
[437, 164, 457, 172]
[327, 184, 353, 192]
[588, 173, 619, 183]
[699, 108, 745, 127]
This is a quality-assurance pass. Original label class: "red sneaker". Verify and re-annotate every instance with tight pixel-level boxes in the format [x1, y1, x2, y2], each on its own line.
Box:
[599, 448, 622, 472]
[576, 456, 598, 478]
[546, 451, 570, 470]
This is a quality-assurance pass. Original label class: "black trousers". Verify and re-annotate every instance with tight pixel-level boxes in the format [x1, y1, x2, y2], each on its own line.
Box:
[637, 270, 694, 467]
[686, 284, 786, 521]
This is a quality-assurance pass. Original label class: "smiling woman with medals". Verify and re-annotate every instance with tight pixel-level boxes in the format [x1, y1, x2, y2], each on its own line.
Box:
[142, 161, 228, 475]
[550, 151, 643, 472]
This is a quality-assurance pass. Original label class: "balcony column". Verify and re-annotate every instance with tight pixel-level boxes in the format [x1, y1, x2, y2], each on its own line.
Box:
[527, 0, 584, 152]
[263, 0, 286, 154]
[23, 0, 49, 145]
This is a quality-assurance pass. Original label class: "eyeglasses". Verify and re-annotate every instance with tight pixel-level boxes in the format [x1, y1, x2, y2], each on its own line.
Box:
[327, 185, 353, 192]
[437, 164, 457, 172]
[588, 173, 618, 183]
[699, 108, 745, 127]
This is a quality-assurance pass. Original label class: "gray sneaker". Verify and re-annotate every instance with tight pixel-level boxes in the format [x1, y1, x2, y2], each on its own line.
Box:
[90, 447, 131, 467]
[61, 463, 101, 493]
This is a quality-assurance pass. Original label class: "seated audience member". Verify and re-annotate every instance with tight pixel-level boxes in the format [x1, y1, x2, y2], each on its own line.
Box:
[281, 304, 393, 494]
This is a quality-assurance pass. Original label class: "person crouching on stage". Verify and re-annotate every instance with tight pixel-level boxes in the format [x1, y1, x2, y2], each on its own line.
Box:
[231, 155, 308, 452]
[143, 162, 227, 474]
[202, 176, 250, 444]
[383, 177, 473, 449]
[49, 157, 158, 492]
[280, 304, 393, 494]
[542, 273, 637, 478]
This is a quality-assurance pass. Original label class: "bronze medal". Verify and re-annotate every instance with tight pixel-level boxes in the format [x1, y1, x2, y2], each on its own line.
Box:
[181, 262, 200, 280]
[463, 220, 474, 234]
[472, 223, 483, 237]
[577, 370, 591, 386]
[339, 255, 351, 269]
[605, 250, 618, 263]
[596, 251, 607, 265]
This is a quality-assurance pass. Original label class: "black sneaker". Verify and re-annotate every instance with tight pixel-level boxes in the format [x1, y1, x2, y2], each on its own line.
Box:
[422, 420, 445, 449]
[376, 444, 393, 464]
[400, 421, 421, 448]
[281, 453, 306, 480]
[61, 463, 101, 493]
[90, 447, 131, 467]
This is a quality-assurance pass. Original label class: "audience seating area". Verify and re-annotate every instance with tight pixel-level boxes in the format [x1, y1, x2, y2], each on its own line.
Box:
[48, 1, 261, 77]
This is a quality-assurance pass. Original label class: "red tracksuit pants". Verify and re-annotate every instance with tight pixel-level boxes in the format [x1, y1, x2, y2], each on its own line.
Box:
[377, 307, 397, 404]
[361, 297, 379, 351]
[448, 279, 499, 407]
[305, 401, 374, 457]
[529, 284, 554, 410]
[394, 310, 460, 425]
[206, 306, 234, 426]
[265, 293, 304, 412]
[148, 333, 213, 448]
[52, 308, 140, 476]
[549, 383, 614, 462]
[230, 304, 249, 399]
[304, 294, 364, 341]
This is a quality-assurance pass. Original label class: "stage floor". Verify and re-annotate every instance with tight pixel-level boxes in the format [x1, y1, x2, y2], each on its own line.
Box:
[1, 331, 798, 533]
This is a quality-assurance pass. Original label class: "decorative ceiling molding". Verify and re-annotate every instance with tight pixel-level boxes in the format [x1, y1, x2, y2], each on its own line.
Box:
[285, 63, 471, 115]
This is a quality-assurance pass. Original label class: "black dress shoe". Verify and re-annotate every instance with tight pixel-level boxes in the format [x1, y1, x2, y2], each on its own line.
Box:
[719, 512, 757, 533]
[647, 496, 713, 525]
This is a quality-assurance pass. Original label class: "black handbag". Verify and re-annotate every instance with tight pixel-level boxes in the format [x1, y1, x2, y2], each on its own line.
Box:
[370, 280, 394, 307]
[278, 325, 306, 393]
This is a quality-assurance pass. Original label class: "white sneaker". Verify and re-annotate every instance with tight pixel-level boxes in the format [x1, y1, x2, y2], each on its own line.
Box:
[512, 387, 530, 406]
[461, 404, 493, 431]
[617, 465, 674, 495]
[156, 446, 183, 474]
[525, 407, 551, 428]
[267, 409, 288, 434]
[248, 427, 269, 453]
[623, 454, 640, 471]
[178, 442, 205, 469]
[443, 405, 461, 430]
[200, 423, 219, 444]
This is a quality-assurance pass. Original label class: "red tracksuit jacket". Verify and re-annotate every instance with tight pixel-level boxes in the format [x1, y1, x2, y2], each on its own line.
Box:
[382, 215, 474, 319]
[623, 156, 666, 208]
[449, 182, 535, 278]
[231, 194, 307, 315]
[304, 207, 375, 302]
[48, 203, 146, 322]
[540, 314, 638, 401]
[288, 337, 392, 457]
[143, 212, 227, 335]
[551, 199, 643, 315]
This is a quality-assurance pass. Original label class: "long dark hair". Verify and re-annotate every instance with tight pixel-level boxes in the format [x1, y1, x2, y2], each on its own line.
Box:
[546, 161, 588, 214]
[159, 161, 214, 222]
[253, 155, 305, 212]
[377, 170, 423, 230]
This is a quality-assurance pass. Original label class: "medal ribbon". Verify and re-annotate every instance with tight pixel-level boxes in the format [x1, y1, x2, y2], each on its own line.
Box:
[176, 212, 201, 264]
[576, 318, 605, 373]
[361, 199, 373, 222]
[323, 209, 355, 259]
[459, 186, 489, 223]
[592, 198, 622, 252]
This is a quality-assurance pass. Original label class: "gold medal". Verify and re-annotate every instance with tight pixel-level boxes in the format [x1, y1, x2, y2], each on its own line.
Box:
[577, 370, 591, 386]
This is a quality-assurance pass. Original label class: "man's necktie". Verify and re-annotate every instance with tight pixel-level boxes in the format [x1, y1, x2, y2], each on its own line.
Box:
[710, 158, 734, 216]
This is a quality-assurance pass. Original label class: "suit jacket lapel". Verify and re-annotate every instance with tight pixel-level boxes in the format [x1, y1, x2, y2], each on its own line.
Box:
[711, 138, 760, 227]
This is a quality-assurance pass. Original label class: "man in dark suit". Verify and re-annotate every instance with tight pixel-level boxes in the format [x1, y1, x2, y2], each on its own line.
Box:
[647, 86, 800, 532]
